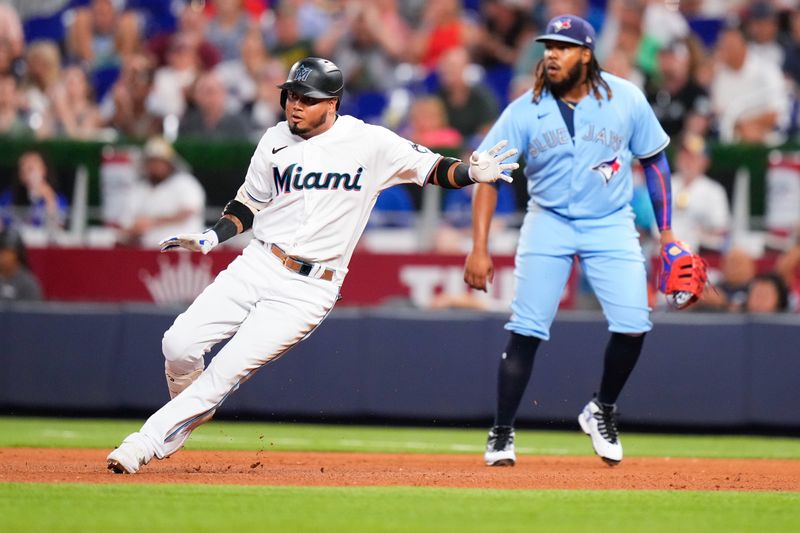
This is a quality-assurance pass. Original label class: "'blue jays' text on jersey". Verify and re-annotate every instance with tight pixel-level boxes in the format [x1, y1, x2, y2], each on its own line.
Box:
[478, 72, 669, 219]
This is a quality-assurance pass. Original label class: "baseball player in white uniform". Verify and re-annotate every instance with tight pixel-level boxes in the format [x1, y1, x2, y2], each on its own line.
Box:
[107, 57, 519, 474]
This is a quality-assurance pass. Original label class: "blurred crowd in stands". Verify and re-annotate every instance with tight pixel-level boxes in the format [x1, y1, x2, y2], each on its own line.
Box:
[1, 0, 800, 311]
[0, 0, 797, 144]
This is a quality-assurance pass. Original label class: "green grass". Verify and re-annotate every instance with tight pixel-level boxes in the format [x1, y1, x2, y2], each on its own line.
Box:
[1, 483, 799, 533]
[1, 416, 799, 459]
[1, 417, 798, 532]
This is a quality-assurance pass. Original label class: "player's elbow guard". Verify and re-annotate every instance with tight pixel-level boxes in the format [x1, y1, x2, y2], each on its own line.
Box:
[428, 157, 473, 189]
[223, 200, 255, 231]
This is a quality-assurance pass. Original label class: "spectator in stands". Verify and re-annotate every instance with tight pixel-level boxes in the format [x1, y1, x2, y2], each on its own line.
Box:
[244, 59, 288, 138]
[117, 137, 205, 248]
[471, 0, 533, 70]
[685, 31, 715, 90]
[0, 35, 25, 81]
[216, 32, 269, 113]
[20, 40, 64, 138]
[55, 65, 102, 140]
[697, 246, 756, 312]
[641, 0, 690, 53]
[0, 4, 24, 67]
[146, 33, 201, 120]
[783, 9, 800, 87]
[21, 59, 100, 140]
[780, 9, 800, 140]
[101, 52, 159, 139]
[710, 22, 789, 144]
[595, 0, 646, 65]
[646, 38, 712, 137]
[281, 0, 334, 41]
[670, 134, 730, 253]
[314, 0, 409, 93]
[0, 150, 68, 231]
[265, 4, 315, 69]
[204, 0, 256, 63]
[598, 0, 690, 82]
[745, 272, 789, 313]
[0, 228, 42, 301]
[677, 0, 750, 20]
[436, 46, 499, 142]
[0, 73, 32, 137]
[404, 95, 463, 150]
[538, 0, 603, 30]
[66, 0, 141, 69]
[743, 1, 783, 69]
[604, 47, 644, 89]
[179, 71, 250, 140]
[409, 0, 477, 70]
[148, 2, 222, 72]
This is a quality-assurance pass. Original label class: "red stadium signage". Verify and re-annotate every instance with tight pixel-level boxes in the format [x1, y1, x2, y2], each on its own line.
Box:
[26, 247, 577, 309]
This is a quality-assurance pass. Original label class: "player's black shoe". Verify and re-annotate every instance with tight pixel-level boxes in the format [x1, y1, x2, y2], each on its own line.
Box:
[578, 398, 623, 465]
[484, 425, 516, 466]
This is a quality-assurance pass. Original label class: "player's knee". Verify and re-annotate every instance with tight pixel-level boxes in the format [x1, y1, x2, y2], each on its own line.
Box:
[162, 326, 193, 363]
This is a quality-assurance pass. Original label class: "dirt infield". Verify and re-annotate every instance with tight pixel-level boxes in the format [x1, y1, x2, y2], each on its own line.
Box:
[2, 448, 800, 491]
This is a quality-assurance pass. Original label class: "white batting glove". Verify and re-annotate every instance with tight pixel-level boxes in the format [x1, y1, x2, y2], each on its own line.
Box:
[159, 230, 219, 255]
[468, 140, 519, 184]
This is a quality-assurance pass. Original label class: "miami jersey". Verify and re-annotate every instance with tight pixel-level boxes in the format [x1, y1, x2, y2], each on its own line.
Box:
[478, 72, 669, 219]
[242, 115, 441, 269]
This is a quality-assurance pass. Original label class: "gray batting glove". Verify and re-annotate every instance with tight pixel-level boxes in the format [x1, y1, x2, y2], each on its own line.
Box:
[468, 140, 519, 184]
[159, 230, 219, 254]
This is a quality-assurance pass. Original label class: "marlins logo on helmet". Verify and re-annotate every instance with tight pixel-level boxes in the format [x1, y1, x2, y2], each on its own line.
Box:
[591, 156, 621, 185]
[294, 65, 312, 82]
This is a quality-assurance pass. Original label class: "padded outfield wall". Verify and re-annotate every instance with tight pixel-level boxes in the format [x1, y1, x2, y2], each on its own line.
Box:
[1, 303, 798, 430]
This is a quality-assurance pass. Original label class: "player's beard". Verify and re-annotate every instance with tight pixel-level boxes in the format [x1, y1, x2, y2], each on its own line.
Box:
[288, 111, 330, 137]
[546, 60, 585, 98]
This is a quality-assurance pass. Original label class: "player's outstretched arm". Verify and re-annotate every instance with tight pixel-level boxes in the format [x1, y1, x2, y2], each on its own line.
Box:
[428, 140, 519, 188]
[159, 213, 243, 254]
[159, 230, 221, 255]
[160, 197, 256, 254]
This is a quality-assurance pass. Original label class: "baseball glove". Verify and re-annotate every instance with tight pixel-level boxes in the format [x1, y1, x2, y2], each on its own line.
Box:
[658, 241, 708, 309]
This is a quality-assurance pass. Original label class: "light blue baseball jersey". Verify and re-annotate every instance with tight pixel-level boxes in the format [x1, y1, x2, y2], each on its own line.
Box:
[478, 72, 669, 219]
[478, 72, 667, 338]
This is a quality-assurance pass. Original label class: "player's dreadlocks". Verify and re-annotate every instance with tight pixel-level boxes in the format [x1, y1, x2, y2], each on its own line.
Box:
[532, 55, 612, 104]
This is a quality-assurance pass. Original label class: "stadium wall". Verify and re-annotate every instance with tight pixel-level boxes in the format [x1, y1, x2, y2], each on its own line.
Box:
[1, 303, 798, 430]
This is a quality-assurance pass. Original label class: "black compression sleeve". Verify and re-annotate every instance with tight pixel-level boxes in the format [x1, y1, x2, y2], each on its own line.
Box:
[223, 200, 254, 230]
[427, 157, 473, 189]
[210, 217, 238, 243]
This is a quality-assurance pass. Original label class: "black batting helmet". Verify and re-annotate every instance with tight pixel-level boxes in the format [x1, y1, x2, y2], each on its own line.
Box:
[278, 57, 344, 110]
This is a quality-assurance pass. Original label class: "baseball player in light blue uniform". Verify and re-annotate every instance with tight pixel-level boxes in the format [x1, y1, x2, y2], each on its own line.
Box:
[465, 14, 687, 467]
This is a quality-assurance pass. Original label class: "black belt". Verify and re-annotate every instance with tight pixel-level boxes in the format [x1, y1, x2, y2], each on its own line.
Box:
[269, 243, 334, 282]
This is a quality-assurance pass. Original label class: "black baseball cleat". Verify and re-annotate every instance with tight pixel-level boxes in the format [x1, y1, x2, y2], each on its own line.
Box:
[578, 398, 623, 466]
[484, 425, 516, 466]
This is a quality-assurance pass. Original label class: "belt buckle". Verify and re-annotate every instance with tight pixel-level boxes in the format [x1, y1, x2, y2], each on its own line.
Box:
[281, 255, 291, 267]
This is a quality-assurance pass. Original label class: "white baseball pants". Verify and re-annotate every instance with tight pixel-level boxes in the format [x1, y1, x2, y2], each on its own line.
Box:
[136, 241, 340, 460]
